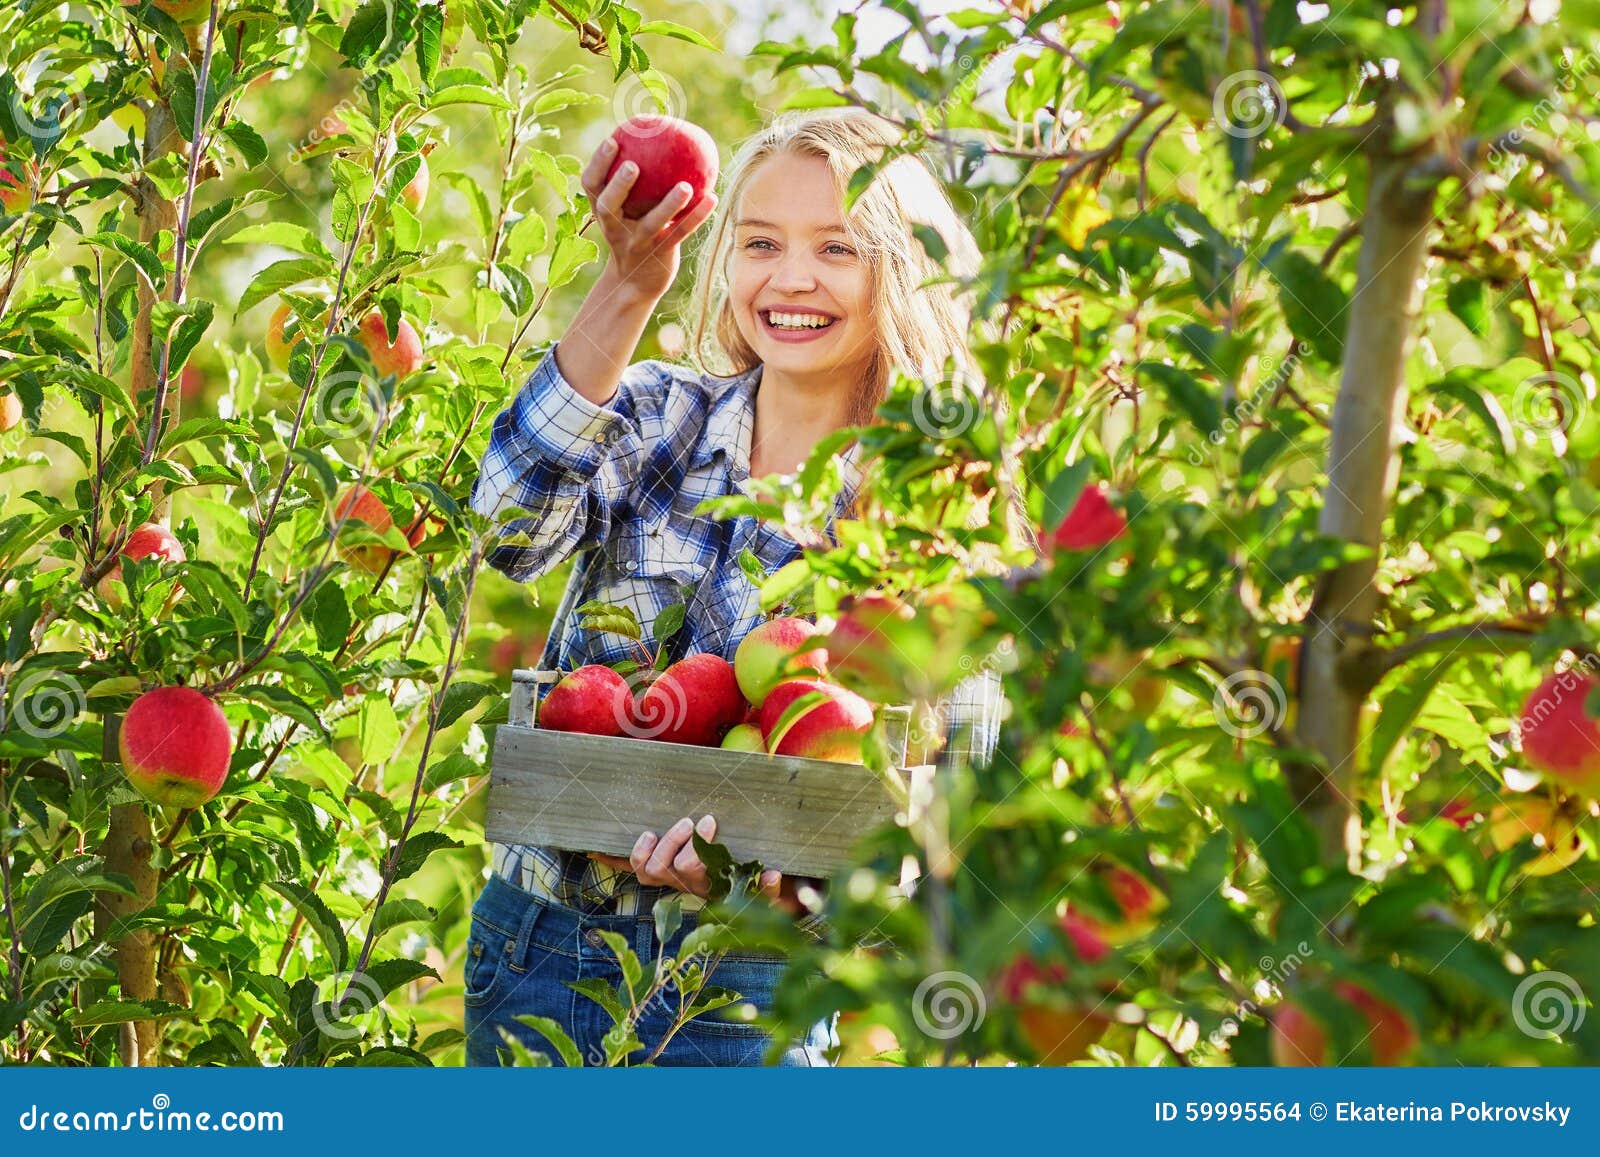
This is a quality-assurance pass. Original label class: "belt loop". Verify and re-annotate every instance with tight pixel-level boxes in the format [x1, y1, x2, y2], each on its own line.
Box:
[513, 891, 545, 969]
[636, 901, 655, 963]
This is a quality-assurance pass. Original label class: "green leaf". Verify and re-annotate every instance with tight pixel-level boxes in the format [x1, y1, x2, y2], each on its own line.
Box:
[651, 601, 687, 647]
[513, 1015, 584, 1067]
[415, 2, 444, 87]
[1446, 277, 1489, 336]
[1264, 250, 1348, 363]
[428, 86, 516, 111]
[69, 1000, 188, 1027]
[1367, 657, 1458, 777]
[634, 19, 718, 49]
[422, 752, 480, 792]
[434, 681, 496, 730]
[567, 976, 626, 1023]
[358, 694, 402, 766]
[224, 221, 333, 260]
[219, 122, 269, 167]
[267, 880, 348, 970]
[389, 831, 462, 883]
[548, 234, 599, 289]
[307, 580, 351, 653]
[83, 232, 164, 290]
[763, 691, 828, 756]
[577, 600, 642, 641]
[238, 684, 329, 740]
[236, 258, 326, 317]
[1136, 361, 1220, 437]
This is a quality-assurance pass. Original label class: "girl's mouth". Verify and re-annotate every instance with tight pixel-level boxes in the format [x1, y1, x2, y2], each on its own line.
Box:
[759, 309, 838, 342]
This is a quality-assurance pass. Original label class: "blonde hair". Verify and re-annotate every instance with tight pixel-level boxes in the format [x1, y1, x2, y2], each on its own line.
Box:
[689, 109, 980, 425]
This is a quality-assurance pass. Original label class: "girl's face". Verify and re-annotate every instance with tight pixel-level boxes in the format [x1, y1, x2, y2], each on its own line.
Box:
[727, 152, 876, 389]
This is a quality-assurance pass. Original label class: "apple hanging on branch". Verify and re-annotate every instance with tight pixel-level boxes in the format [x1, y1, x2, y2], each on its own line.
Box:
[118, 685, 234, 807]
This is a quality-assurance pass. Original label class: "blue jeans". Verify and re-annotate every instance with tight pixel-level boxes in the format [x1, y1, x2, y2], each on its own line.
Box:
[463, 873, 836, 1067]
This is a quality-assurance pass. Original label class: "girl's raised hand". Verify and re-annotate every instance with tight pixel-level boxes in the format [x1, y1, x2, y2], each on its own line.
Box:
[582, 137, 717, 305]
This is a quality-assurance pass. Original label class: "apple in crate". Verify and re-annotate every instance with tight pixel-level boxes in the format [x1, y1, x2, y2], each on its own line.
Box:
[760, 677, 874, 763]
[630, 653, 743, 746]
[540, 665, 631, 737]
[734, 616, 827, 707]
[719, 723, 766, 752]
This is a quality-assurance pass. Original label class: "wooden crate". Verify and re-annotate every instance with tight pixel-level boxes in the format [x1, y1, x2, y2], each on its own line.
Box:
[485, 669, 911, 878]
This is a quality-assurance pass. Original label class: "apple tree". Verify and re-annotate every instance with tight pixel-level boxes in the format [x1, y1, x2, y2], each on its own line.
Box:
[701, 0, 1600, 1066]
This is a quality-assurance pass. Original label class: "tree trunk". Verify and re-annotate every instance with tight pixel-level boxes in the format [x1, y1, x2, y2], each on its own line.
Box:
[96, 718, 161, 1066]
[1295, 146, 1435, 864]
[92, 101, 184, 1067]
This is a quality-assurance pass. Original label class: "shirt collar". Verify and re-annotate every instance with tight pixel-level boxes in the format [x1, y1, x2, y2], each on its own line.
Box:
[692, 363, 762, 472]
[694, 361, 867, 514]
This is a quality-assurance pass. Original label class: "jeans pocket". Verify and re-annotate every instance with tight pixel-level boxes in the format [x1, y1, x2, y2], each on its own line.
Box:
[682, 956, 784, 1036]
[463, 918, 511, 1007]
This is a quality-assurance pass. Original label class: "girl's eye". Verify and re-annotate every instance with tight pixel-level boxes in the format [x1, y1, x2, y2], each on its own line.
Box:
[824, 242, 855, 257]
[742, 238, 777, 251]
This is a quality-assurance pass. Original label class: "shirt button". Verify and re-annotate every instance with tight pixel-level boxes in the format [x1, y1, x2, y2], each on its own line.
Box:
[584, 927, 607, 949]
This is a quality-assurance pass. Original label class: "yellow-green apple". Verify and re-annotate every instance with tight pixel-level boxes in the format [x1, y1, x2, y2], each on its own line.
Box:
[0, 392, 21, 432]
[265, 301, 307, 371]
[332, 484, 395, 573]
[539, 665, 631, 736]
[605, 115, 719, 220]
[399, 155, 429, 212]
[720, 723, 765, 752]
[760, 677, 874, 763]
[0, 143, 35, 216]
[119, 685, 232, 806]
[1044, 483, 1126, 552]
[630, 652, 743, 745]
[1519, 671, 1600, 794]
[355, 310, 423, 379]
[1270, 980, 1418, 1066]
[734, 616, 827, 707]
[99, 521, 186, 601]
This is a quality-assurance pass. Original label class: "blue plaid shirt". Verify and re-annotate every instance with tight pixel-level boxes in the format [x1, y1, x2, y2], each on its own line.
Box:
[471, 343, 1004, 919]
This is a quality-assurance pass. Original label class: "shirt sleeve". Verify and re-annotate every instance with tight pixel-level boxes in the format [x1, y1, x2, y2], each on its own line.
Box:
[469, 345, 671, 583]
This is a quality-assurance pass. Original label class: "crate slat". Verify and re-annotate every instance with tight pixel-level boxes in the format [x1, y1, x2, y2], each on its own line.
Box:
[486, 725, 904, 879]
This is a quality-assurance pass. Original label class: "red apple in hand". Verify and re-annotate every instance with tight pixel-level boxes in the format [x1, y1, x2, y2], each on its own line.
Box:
[734, 616, 827, 707]
[629, 652, 743, 745]
[760, 677, 874, 763]
[605, 115, 719, 220]
[355, 310, 424, 379]
[1520, 671, 1600, 794]
[0, 392, 21, 432]
[539, 665, 631, 736]
[119, 685, 232, 806]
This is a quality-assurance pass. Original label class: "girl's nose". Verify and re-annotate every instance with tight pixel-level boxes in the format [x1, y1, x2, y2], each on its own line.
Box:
[770, 253, 818, 293]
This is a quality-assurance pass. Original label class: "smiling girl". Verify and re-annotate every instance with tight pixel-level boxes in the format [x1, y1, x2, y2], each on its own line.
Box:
[465, 109, 1002, 1066]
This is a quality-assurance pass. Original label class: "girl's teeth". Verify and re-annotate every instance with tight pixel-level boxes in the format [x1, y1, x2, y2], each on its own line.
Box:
[767, 311, 833, 329]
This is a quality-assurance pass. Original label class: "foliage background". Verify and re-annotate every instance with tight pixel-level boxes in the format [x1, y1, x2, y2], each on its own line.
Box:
[3, 0, 1599, 1066]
